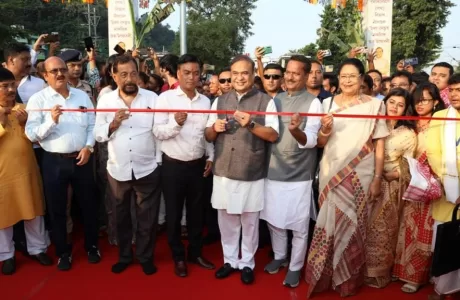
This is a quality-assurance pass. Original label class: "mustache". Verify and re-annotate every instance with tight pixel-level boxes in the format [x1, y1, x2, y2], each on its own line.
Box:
[7, 92, 15, 97]
[57, 76, 66, 80]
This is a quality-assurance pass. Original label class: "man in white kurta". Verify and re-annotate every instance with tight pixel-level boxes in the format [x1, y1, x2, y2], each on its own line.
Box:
[261, 56, 323, 288]
[204, 55, 279, 285]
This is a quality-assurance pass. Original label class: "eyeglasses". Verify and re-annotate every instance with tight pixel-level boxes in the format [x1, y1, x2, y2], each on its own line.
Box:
[263, 74, 282, 80]
[338, 74, 361, 81]
[46, 68, 68, 75]
[219, 78, 231, 84]
[416, 98, 434, 105]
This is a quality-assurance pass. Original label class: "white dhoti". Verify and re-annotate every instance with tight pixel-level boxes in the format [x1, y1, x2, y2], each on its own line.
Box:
[261, 179, 313, 271]
[212, 176, 264, 270]
[0, 216, 49, 261]
[432, 221, 460, 295]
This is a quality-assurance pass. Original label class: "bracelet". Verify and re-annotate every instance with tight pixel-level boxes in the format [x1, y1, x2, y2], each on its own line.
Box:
[319, 129, 332, 137]
[374, 174, 382, 179]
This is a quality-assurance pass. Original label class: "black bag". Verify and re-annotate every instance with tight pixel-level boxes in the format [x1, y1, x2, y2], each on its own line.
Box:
[431, 204, 460, 277]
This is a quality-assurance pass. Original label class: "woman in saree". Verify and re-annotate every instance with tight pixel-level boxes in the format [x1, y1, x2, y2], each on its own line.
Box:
[365, 88, 417, 288]
[305, 58, 389, 298]
[393, 82, 446, 294]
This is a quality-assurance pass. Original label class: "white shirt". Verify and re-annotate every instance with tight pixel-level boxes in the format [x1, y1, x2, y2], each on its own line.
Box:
[207, 94, 280, 214]
[18, 75, 46, 104]
[153, 88, 214, 162]
[25, 86, 95, 153]
[94, 88, 159, 182]
[97, 86, 113, 102]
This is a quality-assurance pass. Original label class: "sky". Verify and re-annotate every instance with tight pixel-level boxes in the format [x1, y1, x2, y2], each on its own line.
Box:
[147, 0, 460, 67]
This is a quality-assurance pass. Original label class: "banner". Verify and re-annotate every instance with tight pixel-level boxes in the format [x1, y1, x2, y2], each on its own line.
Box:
[108, 0, 135, 55]
[363, 0, 393, 76]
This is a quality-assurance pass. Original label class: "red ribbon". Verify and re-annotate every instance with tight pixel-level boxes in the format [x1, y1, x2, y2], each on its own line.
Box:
[26, 108, 460, 122]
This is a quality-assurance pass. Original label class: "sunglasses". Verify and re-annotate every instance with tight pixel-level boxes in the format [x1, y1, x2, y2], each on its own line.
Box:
[263, 74, 282, 80]
[219, 78, 231, 84]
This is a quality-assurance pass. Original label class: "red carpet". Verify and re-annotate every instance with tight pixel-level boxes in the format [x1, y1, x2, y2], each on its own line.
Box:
[2, 232, 432, 300]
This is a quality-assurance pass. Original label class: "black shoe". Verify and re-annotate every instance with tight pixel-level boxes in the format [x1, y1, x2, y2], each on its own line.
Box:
[187, 256, 215, 270]
[174, 261, 188, 277]
[241, 267, 254, 284]
[87, 246, 101, 264]
[215, 263, 235, 279]
[57, 254, 72, 271]
[141, 261, 157, 275]
[33, 252, 53, 266]
[1, 257, 16, 275]
[111, 262, 131, 274]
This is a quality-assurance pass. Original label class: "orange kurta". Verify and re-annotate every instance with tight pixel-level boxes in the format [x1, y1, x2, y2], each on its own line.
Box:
[0, 104, 45, 229]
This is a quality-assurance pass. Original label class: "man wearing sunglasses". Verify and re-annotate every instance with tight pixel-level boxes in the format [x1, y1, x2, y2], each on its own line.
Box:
[262, 64, 284, 99]
[218, 68, 232, 95]
[254, 48, 284, 99]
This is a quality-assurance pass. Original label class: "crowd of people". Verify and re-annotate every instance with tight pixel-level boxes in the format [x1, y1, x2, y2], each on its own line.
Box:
[0, 35, 459, 300]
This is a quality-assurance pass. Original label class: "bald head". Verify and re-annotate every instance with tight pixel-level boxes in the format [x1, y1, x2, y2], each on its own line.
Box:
[44, 56, 66, 70]
[43, 56, 69, 90]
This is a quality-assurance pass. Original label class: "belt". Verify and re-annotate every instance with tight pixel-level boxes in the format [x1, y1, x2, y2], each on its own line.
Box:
[162, 154, 204, 165]
[48, 151, 79, 158]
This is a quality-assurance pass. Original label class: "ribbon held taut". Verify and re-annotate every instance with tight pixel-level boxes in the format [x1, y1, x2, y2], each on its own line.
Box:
[26, 108, 460, 122]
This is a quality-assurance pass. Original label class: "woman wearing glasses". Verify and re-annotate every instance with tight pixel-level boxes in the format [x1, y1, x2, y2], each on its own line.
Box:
[393, 82, 445, 294]
[365, 88, 417, 289]
[305, 58, 389, 298]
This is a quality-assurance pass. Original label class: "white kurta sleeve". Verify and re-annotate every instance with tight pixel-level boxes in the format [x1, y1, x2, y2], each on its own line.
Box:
[206, 98, 219, 128]
[264, 99, 279, 134]
[298, 98, 323, 149]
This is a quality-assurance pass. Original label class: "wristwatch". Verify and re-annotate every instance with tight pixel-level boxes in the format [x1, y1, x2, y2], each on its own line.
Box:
[86, 146, 94, 153]
[248, 120, 256, 129]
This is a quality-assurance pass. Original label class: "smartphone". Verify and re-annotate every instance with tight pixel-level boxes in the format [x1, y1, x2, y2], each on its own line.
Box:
[203, 64, 215, 71]
[263, 46, 273, 55]
[44, 32, 59, 43]
[145, 59, 155, 71]
[403, 57, 419, 66]
[84, 37, 94, 51]
[325, 65, 334, 72]
[114, 44, 126, 55]
[322, 49, 332, 57]
[138, 48, 149, 57]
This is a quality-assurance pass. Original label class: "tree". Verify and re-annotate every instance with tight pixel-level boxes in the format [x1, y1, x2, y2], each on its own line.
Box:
[172, 0, 257, 69]
[314, 2, 364, 68]
[0, 0, 110, 58]
[311, 0, 454, 70]
[290, 43, 318, 57]
[391, 0, 454, 68]
[172, 16, 241, 69]
[141, 23, 175, 51]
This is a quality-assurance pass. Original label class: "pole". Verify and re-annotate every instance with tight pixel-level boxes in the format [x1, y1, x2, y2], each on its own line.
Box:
[87, 3, 91, 37]
[180, 0, 187, 55]
[93, 7, 97, 47]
